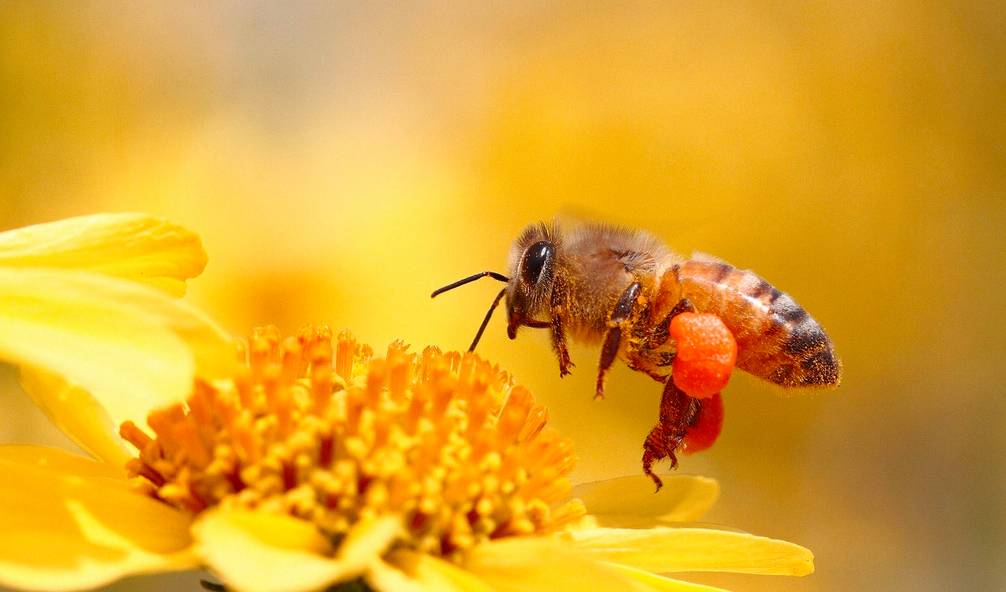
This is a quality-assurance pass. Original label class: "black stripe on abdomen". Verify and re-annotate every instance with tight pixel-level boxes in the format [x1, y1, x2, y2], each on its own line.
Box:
[783, 320, 829, 356]
[772, 293, 809, 323]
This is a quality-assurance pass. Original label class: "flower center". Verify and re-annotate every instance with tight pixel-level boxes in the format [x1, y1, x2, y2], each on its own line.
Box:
[120, 326, 584, 559]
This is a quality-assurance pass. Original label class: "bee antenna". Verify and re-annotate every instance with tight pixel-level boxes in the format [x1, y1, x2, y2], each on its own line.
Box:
[430, 271, 509, 298]
[468, 288, 507, 352]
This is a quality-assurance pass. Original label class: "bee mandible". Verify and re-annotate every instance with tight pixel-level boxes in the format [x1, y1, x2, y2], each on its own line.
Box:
[432, 220, 841, 488]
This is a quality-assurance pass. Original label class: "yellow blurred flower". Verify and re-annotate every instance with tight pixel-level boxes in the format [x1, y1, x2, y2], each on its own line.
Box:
[0, 214, 814, 592]
[0, 213, 236, 464]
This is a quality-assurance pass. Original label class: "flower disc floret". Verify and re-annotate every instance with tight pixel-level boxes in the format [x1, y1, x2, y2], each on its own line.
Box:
[120, 326, 584, 561]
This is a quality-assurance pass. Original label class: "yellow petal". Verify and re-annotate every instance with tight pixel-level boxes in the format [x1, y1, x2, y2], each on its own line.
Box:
[573, 475, 720, 525]
[366, 561, 428, 592]
[0, 213, 206, 296]
[391, 551, 494, 592]
[0, 444, 128, 485]
[604, 563, 729, 592]
[192, 508, 353, 592]
[338, 515, 401, 570]
[463, 537, 650, 592]
[19, 367, 130, 466]
[0, 445, 195, 592]
[571, 526, 814, 576]
[0, 269, 236, 429]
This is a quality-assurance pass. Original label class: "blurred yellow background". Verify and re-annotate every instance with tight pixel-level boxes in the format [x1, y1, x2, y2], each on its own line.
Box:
[1, 2, 1003, 591]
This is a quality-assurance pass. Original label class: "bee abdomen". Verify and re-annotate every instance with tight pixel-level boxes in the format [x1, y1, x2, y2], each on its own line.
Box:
[666, 260, 841, 388]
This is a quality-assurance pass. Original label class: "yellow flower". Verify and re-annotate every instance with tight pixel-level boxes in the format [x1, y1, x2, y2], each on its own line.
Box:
[0, 214, 814, 592]
[0, 213, 237, 465]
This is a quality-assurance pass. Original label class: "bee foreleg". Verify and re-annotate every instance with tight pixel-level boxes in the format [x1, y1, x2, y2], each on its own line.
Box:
[595, 282, 642, 400]
[641, 380, 700, 491]
[550, 288, 574, 377]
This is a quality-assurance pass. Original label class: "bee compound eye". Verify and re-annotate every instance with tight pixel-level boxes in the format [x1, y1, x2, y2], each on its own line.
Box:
[521, 241, 554, 284]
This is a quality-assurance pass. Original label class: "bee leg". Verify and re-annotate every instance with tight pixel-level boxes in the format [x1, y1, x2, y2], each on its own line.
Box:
[552, 321, 574, 377]
[641, 380, 700, 491]
[595, 282, 643, 400]
[666, 297, 696, 319]
[639, 297, 695, 355]
[550, 290, 575, 377]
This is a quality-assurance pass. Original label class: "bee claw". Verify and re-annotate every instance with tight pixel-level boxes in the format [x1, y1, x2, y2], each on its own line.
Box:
[642, 412, 686, 491]
[651, 477, 664, 492]
[642, 449, 664, 491]
[558, 357, 574, 377]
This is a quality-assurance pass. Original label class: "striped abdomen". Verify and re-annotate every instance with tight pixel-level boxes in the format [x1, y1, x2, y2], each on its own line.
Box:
[658, 259, 841, 388]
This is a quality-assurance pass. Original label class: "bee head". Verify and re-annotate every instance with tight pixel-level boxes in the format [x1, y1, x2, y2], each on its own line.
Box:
[505, 222, 560, 340]
[429, 221, 561, 352]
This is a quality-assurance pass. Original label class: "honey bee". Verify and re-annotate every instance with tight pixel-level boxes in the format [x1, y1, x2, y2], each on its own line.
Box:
[432, 220, 841, 488]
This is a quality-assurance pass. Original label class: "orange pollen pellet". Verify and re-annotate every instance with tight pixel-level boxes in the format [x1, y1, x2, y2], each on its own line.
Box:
[670, 312, 738, 399]
[682, 392, 725, 453]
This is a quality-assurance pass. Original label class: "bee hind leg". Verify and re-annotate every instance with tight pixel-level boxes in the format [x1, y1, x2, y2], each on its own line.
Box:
[595, 282, 642, 399]
[641, 380, 700, 491]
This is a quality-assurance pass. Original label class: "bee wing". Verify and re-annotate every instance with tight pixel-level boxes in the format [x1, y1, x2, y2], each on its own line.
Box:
[554, 205, 609, 227]
[688, 251, 730, 265]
